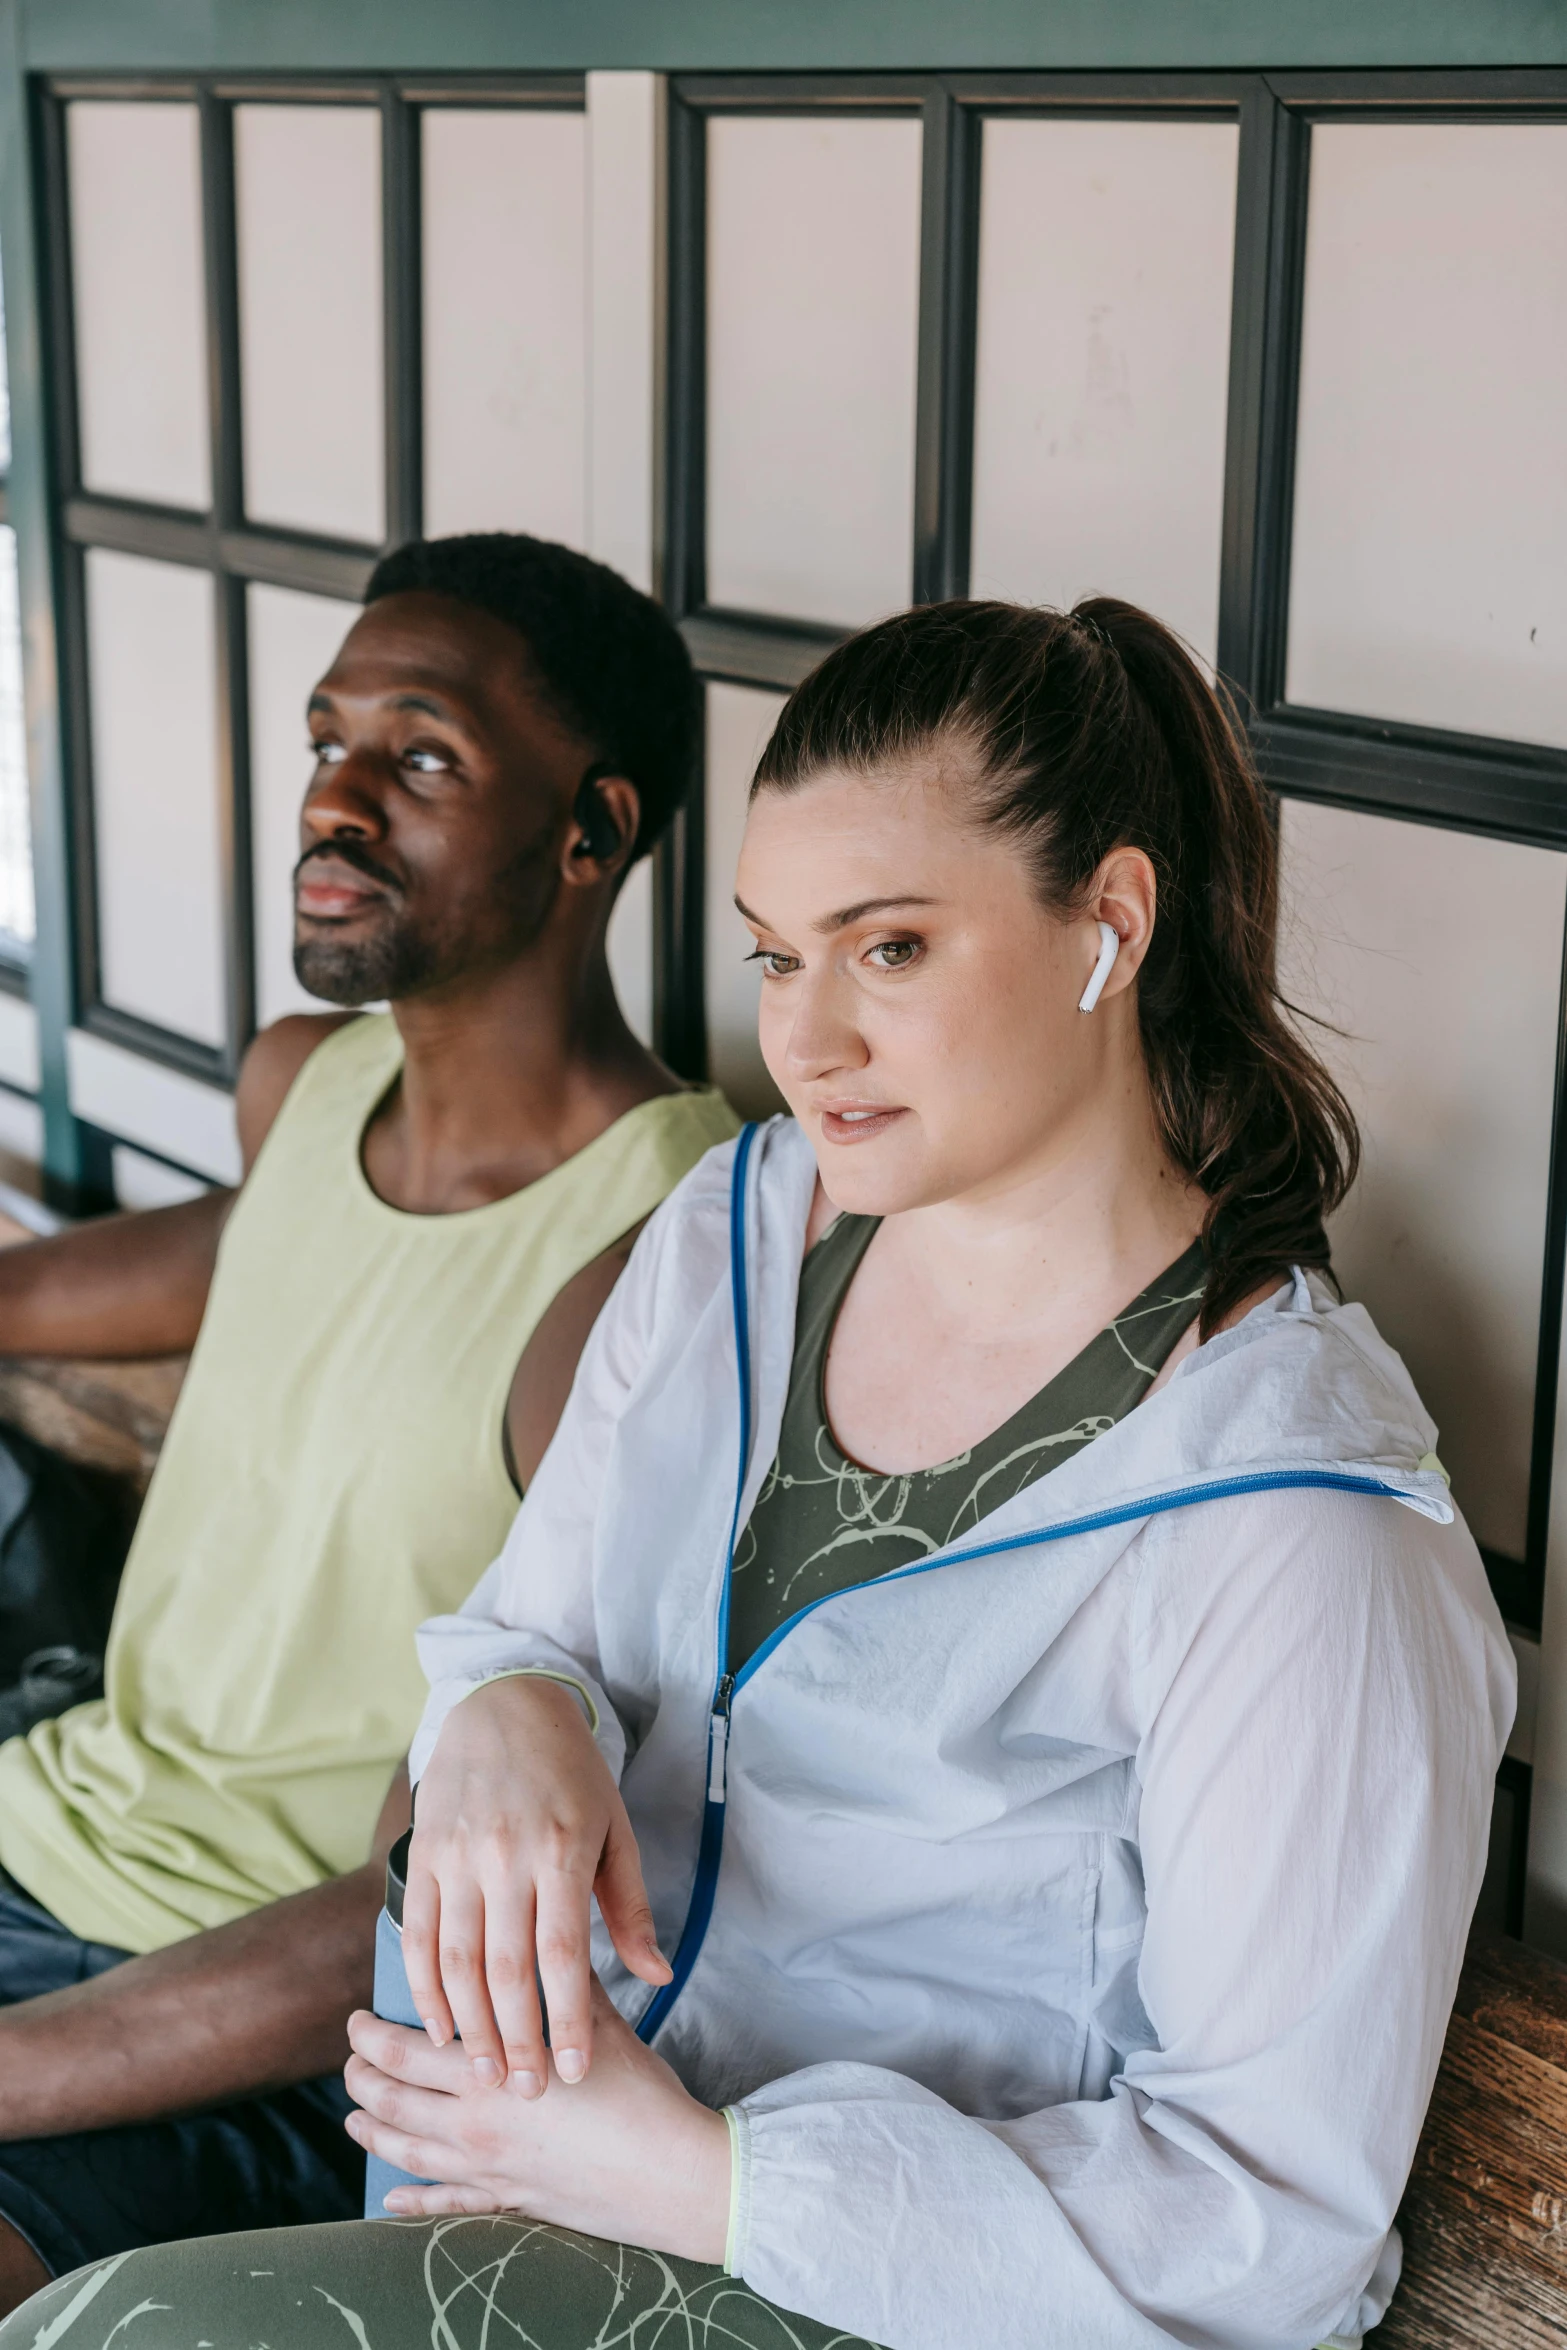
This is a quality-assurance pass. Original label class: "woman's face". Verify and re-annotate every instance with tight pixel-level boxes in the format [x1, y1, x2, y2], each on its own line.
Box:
[735, 757, 1154, 1218]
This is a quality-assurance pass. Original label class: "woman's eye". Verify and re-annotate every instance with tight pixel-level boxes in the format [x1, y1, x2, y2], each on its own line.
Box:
[749, 949, 802, 979]
[867, 938, 921, 970]
[403, 746, 453, 775]
[310, 740, 347, 767]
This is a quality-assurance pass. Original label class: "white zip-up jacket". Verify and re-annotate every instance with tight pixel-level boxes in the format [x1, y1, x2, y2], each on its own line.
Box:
[413, 1117, 1514, 2350]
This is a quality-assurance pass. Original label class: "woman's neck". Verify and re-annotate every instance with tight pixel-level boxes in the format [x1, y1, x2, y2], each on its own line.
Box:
[820, 1085, 1207, 1477]
[896, 1110, 1203, 1332]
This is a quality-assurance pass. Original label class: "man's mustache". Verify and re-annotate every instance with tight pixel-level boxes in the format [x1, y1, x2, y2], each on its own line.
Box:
[293, 840, 404, 897]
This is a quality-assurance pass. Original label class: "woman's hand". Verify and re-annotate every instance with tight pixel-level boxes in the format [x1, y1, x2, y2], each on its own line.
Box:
[344, 1980, 730, 2264]
[402, 1675, 670, 2096]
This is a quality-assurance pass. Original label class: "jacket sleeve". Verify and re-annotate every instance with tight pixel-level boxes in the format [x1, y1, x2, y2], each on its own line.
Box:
[408, 1187, 673, 1788]
[727, 1490, 1515, 2350]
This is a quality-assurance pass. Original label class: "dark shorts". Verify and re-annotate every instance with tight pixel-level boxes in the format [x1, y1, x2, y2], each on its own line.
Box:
[0, 1869, 363, 2275]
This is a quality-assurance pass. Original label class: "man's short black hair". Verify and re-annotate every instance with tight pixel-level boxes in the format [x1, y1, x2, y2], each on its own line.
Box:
[364, 533, 700, 860]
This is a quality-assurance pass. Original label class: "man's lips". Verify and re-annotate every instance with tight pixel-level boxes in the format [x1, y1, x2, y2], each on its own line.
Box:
[295, 860, 393, 920]
[817, 1104, 909, 1145]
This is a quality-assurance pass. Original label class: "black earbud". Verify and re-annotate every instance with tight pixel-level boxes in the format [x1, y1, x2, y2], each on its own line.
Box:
[571, 762, 623, 864]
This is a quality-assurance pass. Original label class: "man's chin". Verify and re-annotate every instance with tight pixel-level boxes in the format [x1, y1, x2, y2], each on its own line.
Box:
[292, 944, 399, 1007]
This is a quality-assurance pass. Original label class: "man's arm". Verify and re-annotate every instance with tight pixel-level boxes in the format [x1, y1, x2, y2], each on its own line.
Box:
[0, 1203, 636, 2135]
[0, 1013, 352, 1362]
[0, 1763, 410, 2137]
[503, 1221, 646, 1491]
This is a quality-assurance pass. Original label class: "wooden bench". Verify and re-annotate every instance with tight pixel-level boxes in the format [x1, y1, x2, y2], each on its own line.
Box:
[1379, 1932, 1567, 2344]
[0, 1203, 184, 1500]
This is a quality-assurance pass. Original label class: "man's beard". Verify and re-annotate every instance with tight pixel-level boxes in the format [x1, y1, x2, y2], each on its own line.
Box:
[294, 917, 447, 1006]
[291, 834, 560, 1006]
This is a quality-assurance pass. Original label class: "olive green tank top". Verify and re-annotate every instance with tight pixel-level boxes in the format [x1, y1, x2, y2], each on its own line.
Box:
[727, 1216, 1205, 1674]
[0, 1016, 738, 1952]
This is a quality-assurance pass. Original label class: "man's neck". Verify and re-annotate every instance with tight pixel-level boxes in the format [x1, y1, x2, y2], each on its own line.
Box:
[366, 946, 679, 1217]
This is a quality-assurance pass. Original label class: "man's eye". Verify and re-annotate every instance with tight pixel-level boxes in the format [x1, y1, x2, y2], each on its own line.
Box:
[310, 741, 347, 767]
[867, 939, 920, 969]
[403, 747, 453, 775]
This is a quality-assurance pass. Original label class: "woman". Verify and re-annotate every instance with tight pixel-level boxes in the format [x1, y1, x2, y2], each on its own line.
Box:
[1, 600, 1511, 2350]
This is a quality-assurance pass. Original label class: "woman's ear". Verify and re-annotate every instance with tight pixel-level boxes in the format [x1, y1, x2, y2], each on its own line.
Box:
[1089, 848, 1158, 994]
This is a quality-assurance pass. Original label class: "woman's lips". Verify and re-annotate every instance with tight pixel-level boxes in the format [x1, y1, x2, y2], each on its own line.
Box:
[818, 1105, 908, 1145]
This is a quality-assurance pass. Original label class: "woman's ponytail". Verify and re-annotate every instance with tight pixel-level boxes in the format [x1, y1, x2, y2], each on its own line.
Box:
[753, 594, 1359, 1335]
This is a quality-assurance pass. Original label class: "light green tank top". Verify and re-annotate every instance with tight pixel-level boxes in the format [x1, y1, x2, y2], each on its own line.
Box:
[0, 1016, 737, 1951]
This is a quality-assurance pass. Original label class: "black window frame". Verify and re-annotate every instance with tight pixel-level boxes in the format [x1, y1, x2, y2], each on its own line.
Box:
[34, 68, 587, 1090]
[662, 66, 1567, 1645]
[0, 277, 28, 998]
[30, 62, 1567, 1644]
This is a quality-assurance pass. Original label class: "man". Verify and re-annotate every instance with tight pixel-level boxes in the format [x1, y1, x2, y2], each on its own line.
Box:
[0, 534, 736, 2303]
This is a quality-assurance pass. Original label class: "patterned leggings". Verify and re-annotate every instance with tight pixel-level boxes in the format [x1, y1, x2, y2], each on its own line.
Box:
[0, 2214, 878, 2349]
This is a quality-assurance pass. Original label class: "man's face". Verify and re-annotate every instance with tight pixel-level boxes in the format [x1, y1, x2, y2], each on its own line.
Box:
[294, 591, 586, 1005]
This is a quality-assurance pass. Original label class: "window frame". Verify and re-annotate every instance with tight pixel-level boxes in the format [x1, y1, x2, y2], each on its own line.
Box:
[663, 67, 1567, 1648]
[0, 254, 26, 994]
[26, 60, 1567, 1640]
[34, 69, 587, 1089]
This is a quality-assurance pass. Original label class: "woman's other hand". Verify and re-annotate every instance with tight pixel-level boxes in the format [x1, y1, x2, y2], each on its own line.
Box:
[400, 1675, 670, 2096]
[343, 1980, 729, 2263]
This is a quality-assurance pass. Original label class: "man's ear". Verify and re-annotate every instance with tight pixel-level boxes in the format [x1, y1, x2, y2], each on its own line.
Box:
[565, 769, 640, 883]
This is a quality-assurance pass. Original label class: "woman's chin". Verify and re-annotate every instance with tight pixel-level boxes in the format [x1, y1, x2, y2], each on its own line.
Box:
[811, 1135, 939, 1221]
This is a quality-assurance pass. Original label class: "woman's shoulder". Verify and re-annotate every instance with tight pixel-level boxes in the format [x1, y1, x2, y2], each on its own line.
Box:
[1158, 1267, 1440, 1472]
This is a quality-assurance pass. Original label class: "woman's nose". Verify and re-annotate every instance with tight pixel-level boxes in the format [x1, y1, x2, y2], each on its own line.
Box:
[783, 973, 868, 1082]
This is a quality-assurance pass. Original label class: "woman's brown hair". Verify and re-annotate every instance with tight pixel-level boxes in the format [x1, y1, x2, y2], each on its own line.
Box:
[751, 596, 1358, 1336]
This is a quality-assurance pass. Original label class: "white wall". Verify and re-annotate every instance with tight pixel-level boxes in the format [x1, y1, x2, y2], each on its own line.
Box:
[705, 114, 922, 628]
[1288, 122, 1567, 747]
[422, 107, 588, 545]
[970, 117, 1237, 664]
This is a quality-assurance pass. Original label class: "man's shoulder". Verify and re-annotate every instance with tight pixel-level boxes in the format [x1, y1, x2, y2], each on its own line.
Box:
[234, 1012, 363, 1175]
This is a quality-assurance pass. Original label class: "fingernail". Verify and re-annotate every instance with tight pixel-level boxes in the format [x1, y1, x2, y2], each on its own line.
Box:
[646, 1940, 673, 1979]
[344, 2112, 365, 2140]
[472, 2056, 502, 2087]
[555, 2047, 586, 2083]
[512, 2070, 543, 2099]
[422, 2018, 447, 2048]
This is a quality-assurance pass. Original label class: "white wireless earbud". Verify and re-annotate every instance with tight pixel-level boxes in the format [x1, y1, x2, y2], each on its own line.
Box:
[1077, 920, 1121, 1014]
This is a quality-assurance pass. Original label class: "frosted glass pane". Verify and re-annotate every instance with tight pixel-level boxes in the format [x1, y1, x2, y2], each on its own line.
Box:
[247, 582, 356, 1028]
[235, 106, 383, 542]
[0, 530, 32, 946]
[706, 116, 921, 628]
[706, 681, 787, 1118]
[68, 101, 209, 510]
[970, 118, 1237, 667]
[86, 551, 223, 1046]
[607, 856, 652, 1048]
[1288, 124, 1567, 746]
[423, 109, 587, 543]
[1278, 799, 1565, 1559]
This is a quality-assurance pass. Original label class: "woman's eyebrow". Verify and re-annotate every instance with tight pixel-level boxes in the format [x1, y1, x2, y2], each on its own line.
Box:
[811, 893, 942, 933]
[734, 891, 942, 934]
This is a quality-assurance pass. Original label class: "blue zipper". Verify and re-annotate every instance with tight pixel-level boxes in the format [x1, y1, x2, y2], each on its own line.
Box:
[635, 1119, 756, 2042]
[637, 1123, 1416, 2042]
